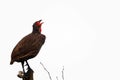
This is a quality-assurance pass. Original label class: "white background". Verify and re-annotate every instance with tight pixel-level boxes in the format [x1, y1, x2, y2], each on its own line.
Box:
[0, 0, 120, 80]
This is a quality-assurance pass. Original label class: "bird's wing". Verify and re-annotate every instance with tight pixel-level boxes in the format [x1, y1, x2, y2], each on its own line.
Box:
[11, 33, 46, 62]
[11, 34, 36, 58]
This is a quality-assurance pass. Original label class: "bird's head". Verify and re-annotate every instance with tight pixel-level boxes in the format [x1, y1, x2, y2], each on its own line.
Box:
[33, 20, 44, 33]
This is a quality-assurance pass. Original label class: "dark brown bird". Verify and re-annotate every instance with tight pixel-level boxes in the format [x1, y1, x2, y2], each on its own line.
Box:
[10, 20, 46, 73]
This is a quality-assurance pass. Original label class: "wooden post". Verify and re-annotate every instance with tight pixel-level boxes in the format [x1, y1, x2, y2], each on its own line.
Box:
[18, 68, 34, 80]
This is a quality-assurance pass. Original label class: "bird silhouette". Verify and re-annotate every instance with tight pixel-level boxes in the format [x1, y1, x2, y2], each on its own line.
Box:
[10, 20, 46, 73]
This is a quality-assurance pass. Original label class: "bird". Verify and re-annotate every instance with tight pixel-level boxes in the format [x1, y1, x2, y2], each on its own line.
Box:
[10, 20, 46, 74]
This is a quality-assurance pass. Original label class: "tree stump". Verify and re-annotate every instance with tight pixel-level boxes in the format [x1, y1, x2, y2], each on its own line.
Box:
[18, 68, 34, 80]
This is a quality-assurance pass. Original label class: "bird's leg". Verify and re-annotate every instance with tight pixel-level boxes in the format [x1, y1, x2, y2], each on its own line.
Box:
[25, 60, 31, 70]
[21, 61, 25, 74]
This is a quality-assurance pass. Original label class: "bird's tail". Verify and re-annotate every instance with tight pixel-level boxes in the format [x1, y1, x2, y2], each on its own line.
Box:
[10, 60, 14, 65]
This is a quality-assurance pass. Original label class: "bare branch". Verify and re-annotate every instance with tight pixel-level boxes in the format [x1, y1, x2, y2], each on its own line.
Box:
[40, 62, 52, 80]
[62, 66, 64, 80]
[56, 76, 58, 80]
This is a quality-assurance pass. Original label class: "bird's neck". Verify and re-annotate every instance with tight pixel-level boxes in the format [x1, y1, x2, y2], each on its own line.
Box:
[32, 27, 41, 34]
[32, 29, 41, 34]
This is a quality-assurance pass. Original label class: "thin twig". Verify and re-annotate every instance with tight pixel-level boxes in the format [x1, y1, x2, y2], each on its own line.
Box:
[56, 76, 58, 80]
[40, 62, 52, 80]
[62, 66, 64, 80]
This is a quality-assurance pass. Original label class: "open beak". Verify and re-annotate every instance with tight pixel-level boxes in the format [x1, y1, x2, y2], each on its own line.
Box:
[39, 20, 44, 24]
[39, 20, 42, 22]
